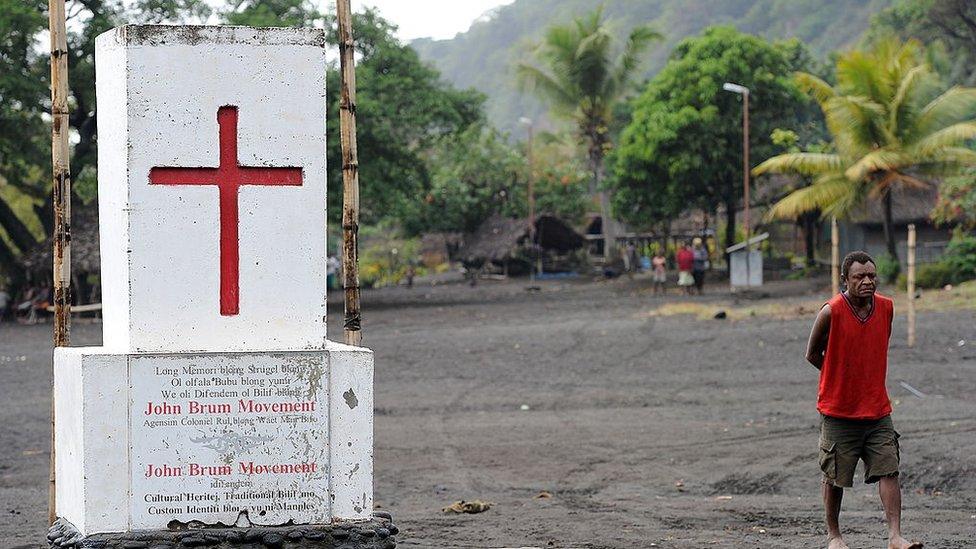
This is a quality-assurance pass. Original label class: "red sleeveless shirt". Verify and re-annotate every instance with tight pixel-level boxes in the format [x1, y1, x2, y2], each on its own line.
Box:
[817, 292, 893, 420]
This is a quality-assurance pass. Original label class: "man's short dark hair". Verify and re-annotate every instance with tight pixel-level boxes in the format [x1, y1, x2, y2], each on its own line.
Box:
[841, 251, 875, 279]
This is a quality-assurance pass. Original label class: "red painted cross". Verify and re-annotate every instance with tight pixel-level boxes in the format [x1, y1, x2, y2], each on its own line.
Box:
[149, 106, 303, 316]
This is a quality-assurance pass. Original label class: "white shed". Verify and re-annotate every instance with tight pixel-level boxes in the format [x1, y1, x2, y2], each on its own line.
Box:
[726, 232, 769, 288]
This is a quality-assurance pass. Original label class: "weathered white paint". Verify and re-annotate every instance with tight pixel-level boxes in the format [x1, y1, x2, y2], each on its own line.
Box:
[55, 25, 375, 536]
[328, 343, 374, 520]
[55, 349, 130, 534]
[129, 352, 330, 529]
[96, 26, 328, 353]
[55, 344, 372, 533]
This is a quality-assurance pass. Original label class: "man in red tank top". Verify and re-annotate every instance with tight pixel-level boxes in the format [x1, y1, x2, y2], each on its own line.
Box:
[805, 251, 922, 549]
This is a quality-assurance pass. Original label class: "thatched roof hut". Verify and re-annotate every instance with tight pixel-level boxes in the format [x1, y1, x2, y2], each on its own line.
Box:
[459, 214, 584, 266]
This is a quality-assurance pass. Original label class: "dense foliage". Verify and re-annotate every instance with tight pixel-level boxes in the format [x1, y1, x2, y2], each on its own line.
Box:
[868, 0, 976, 87]
[611, 27, 810, 252]
[518, 7, 660, 258]
[322, 9, 485, 230]
[913, 233, 976, 288]
[755, 37, 976, 260]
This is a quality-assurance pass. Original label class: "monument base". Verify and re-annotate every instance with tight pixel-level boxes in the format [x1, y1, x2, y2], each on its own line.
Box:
[48, 514, 397, 549]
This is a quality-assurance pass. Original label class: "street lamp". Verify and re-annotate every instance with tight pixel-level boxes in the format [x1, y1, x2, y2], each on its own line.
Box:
[519, 116, 539, 281]
[723, 82, 752, 286]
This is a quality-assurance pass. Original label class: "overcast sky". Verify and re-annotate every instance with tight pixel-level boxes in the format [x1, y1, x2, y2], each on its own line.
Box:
[353, 0, 515, 41]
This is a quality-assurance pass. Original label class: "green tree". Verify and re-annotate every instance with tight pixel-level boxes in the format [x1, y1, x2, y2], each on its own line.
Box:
[931, 172, 976, 230]
[323, 9, 485, 229]
[0, 0, 48, 271]
[611, 26, 808, 254]
[517, 6, 661, 260]
[222, 0, 319, 27]
[755, 37, 976, 261]
[0, 0, 211, 278]
[868, 0, 976, 86]
[400, 124, 523, 235]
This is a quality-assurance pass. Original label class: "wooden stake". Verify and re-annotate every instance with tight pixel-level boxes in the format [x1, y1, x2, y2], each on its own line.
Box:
[907, 223, 916, 348]
[49, 0, 71, 525]
[831, 216, 839, 296]
[337, 0, 362, 347]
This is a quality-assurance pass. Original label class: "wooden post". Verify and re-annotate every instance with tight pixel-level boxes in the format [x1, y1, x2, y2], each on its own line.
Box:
[337, 0, 362, 347]
[907, 223, 916, 348]
[49, 0, 71, 525]
[831, 216, 839, 296]
[526, 121, 536, 280]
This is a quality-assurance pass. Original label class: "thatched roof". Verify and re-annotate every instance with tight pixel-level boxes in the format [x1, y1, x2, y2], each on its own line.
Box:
[20, 204, 100, 274]
[536, 215, 585, 252]
[460, 215, 530, 263]
[848, 185, 938, 225]
[459, 214, 583, 263]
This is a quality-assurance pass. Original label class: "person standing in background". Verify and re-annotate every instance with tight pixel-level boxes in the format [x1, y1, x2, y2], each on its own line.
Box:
[676, 242, 694, 295]
[651, 251, 667, 295]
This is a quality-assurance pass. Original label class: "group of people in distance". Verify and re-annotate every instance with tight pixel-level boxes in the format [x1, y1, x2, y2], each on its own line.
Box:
[639, 237, 710, 296]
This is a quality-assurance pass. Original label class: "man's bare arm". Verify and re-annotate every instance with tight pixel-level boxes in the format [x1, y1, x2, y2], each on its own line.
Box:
[805, 304, 831, 370]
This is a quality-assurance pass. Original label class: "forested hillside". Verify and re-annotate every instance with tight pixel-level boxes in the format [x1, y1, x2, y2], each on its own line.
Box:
[413, 0, 895, 133]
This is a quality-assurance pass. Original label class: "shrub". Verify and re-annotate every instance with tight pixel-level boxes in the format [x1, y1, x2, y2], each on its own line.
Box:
[915, 261, 956, 289]
[875, 253, 901, 283]
[942, 233, 976, 281]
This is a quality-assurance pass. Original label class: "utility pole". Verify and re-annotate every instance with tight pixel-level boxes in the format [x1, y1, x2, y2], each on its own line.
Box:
[48, 0, 71, 525]
[337, 0, 362, 347]
[723, 82, 751, 285]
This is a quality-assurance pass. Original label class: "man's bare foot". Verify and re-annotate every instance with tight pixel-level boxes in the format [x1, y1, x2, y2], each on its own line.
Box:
[888, 535, 923, 549]
[827, 535, 849, 549]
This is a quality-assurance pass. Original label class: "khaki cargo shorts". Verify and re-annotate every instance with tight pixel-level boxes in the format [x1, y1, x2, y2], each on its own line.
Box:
[819, 414, 900, 488]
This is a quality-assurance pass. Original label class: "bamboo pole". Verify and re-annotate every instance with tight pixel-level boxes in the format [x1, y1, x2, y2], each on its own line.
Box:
[337, 0, 362, 347]
[831, 216, 839, 296]
[48, 0, 71, 525]
[907, 224, 916, 347]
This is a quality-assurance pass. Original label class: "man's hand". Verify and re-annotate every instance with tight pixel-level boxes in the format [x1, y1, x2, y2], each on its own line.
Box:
[806, 304, 831, 370]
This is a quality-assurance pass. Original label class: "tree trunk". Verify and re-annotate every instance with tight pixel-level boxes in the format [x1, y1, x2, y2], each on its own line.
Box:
[34, 199, 54, 237]
[589, 149, 615, 262]
[0, 197, 40, 253]
[0, 237, 20, 278]
[882, 189, 898, 261]
[800, 212, 816, 266]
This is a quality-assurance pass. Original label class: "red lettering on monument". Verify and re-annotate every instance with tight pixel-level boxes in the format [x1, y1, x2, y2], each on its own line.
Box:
[149, 106, 303, 316]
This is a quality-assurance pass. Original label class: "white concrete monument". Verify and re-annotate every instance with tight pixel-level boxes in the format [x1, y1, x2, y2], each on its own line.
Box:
[53, 26, 375, 539]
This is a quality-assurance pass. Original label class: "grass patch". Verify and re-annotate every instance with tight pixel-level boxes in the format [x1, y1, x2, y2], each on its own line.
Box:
[643, 280, 976, 321]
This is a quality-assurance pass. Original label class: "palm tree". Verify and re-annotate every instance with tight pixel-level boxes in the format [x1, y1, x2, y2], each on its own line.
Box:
[756, 37, 976, 261]
[518, 7, 661, 261]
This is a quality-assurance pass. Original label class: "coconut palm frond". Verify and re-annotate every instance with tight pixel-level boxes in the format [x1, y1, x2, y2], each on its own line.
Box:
[516, 63, 577, 115]
[911, 121, 976, 156]
[889, 65, 929, 133]
[753, 152, 843, 177]
[823, 95, 886, 155]
[923, 146, 976, 166]
[615, 25, 662, 88]
[767, 175, 857, 221]
[844, 149, 908, 182]
[916, 87, 976, 135]
[795, 72, 835, 106]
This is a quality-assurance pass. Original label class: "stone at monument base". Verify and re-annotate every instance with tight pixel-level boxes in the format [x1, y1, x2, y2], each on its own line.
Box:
[48, 515, 398, 549]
